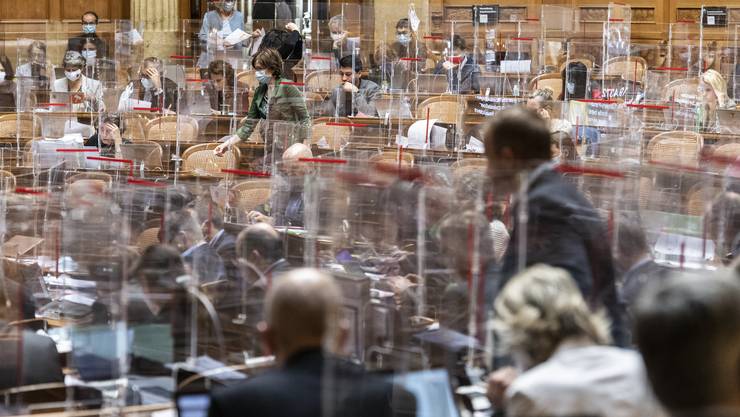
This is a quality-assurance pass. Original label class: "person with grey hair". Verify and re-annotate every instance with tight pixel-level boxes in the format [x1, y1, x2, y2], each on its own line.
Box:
[51, 50, 103, 112]
[328, 15, 360, 63]
[208, 268, 416, 417]
[634, 272, 740, 417]
[487, 264, 665, 417]
[198, 0, 245, 52]
[15, 41, 50, 80]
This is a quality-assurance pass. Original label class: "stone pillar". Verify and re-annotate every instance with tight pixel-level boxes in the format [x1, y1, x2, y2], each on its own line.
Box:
[132, 0, 180, 59]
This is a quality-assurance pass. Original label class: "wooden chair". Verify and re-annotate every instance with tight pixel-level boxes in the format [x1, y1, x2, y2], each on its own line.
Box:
[120, 140, 164, 170]
[145, 116, 199, 142]
[450, 158, 487, 169]
[236, 70, 257, 90]
[711, 142, 740, 165]
[305, 70, 342, 94]
[686, 183, 720, 216]
[645, 131, 703, 167]
[663, 78, 700, 103]
[121, 114, 149, 142]
[304, 91, 327, 117]
[603, 56, 647, 83]
[135, 227, 160, 252]
[181, 143, 240, 178]
[0, 113, 40, 139]
[310, 117, 351, 150]
[416, 96, 465, 125]
[0, 170, 16, 191]
[528, 73, 562, 98]
[230, 179, 273, 212]
[65, 172, 113, 186]
[369, 150, 414, 167]
[450, 158, 487, 181]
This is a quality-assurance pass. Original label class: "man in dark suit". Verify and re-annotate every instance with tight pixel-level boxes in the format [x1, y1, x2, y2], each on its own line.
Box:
[201, 205, 239, 282]
[163, 208, 225, 284]
[67, 11, 109, 58]
[215, 223, 291, 332]
[483, 106, 626, 346]
[614, 212, 670, 307]
[208, 268, 415, 417]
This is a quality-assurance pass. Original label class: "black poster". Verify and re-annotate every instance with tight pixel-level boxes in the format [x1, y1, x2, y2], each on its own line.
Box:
[473, 5, 499, 25]
[702, 7, 727, 27]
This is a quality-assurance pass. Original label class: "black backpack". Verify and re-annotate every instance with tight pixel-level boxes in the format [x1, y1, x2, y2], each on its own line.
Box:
[259, 29, 303, 60]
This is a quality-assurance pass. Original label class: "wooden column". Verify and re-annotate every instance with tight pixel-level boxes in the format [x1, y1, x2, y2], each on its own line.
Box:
[131, 0, 180, 58]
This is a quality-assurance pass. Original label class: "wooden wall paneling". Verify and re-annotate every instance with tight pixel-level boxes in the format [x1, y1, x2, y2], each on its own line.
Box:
[0, 0, 128, 21]
[59, 0, 111, 20]
[0, 0, 52, 19]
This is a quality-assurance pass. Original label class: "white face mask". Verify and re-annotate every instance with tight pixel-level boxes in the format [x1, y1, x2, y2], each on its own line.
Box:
[330, 32, 345, 41]
[222, 1, 235, 12]
[81, 50, 97, 60]
[0, 71, 5, 81]
[255, 69, 271, 84]
[141, 77, 155, 90]
[65, 69, 82, 81]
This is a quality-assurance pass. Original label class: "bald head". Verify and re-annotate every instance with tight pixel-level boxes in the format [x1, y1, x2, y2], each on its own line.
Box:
[263, 268, 342, 359]
[236, 222, 282, 268]
[282, 142, 313, 161]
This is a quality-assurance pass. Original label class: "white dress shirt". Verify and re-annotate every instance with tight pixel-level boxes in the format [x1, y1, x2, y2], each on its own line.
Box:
[506, 340, 667, 417]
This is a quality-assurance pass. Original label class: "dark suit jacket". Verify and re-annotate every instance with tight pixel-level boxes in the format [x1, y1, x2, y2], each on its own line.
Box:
[620, 259, 670, 306]
[0, 328, 64, 390]
[209, 230, 239, 282]
[500, 166, 627, 345]
[183, 243, 226, 284]
[209, 349, 416, 417]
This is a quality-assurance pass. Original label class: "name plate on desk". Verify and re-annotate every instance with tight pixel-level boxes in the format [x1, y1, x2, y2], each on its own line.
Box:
[500, 60, 531, 74]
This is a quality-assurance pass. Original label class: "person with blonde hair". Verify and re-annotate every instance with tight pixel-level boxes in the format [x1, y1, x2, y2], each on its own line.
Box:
[698, 69, 735, 132]
[487, 264, 664, 417]
[702, 69, 735, 110]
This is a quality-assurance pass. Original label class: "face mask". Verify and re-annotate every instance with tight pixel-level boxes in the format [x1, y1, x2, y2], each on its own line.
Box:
[141, 77, 155, 90]
[222, 1, 234, 12]
[396, 34, 411, 45]
[65, 69, 82, 81]
[255, 69, 271, 84]
[0, 72, 5, 81]
[82, 24, 96, 34]
[81, 50, 97, 65]
[330, 32, 345, 41]
[566, 81, 575, 95]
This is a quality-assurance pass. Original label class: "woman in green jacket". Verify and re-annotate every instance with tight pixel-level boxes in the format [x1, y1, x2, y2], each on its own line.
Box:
[214, 48, 310, 156]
